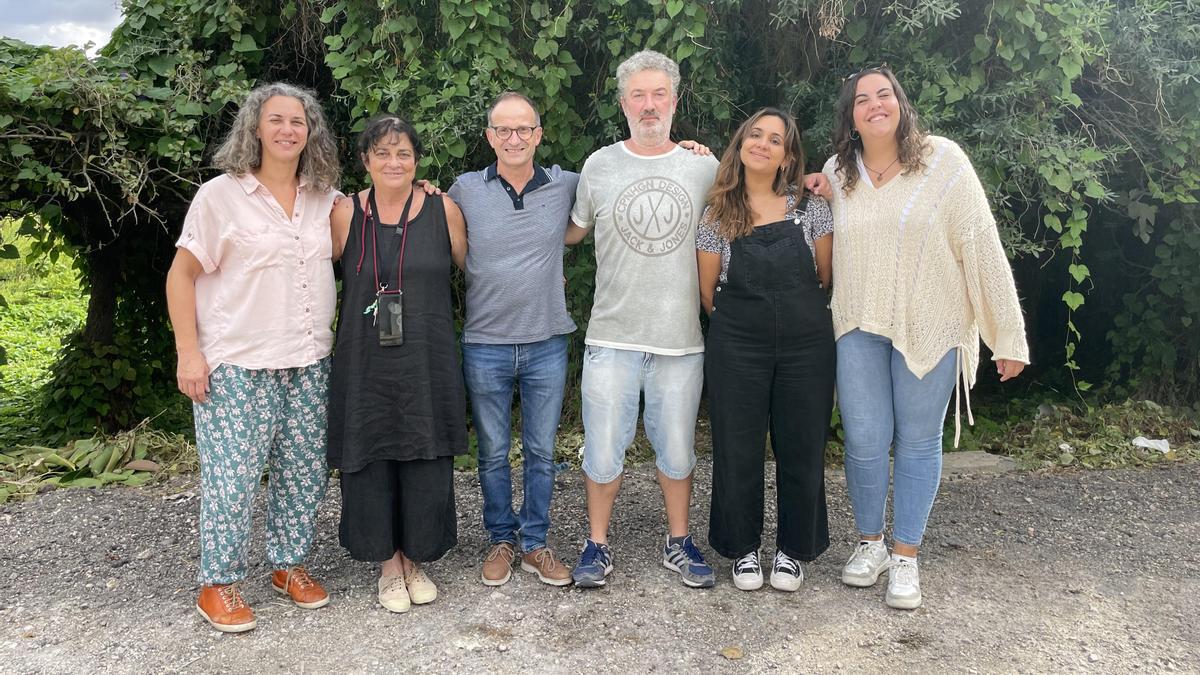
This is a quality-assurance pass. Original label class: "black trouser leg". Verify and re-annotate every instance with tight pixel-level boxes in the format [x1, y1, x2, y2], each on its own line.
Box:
[706, 320, 774, 559]
[770, 327, 835, 561]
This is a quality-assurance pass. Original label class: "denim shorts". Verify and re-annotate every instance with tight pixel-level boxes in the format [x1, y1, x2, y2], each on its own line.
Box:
[580, 345, 704, 483]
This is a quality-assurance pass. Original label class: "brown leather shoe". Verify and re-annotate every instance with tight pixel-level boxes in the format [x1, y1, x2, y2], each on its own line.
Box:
[270, 565, 330, 609]
[520, 547, 572, 586]
[481, 542, 516, 586]
[196, 584, 256, 633]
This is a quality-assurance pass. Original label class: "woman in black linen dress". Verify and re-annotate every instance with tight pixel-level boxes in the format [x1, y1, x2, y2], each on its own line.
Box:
[328, 115, 468, 613]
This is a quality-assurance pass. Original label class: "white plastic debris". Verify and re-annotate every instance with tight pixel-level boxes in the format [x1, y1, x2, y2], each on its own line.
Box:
[1131, 436, 1171, 453]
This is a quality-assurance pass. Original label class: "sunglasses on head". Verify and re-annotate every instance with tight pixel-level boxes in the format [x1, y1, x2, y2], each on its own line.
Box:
[842, 62, 892, 82]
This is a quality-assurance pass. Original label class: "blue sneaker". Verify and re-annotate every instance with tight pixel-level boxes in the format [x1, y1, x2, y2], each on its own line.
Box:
[662, 535, 716, 588]
[572, 539, 613, 588]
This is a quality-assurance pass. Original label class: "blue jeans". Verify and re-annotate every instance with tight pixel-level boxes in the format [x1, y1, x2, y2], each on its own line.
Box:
[836, 329, 957, 547]
[462, 335, 568, 553]
[580, 346, 703, 483]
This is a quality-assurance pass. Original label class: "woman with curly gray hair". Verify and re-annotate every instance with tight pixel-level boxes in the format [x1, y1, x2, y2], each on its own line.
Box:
[166, 82, 342, 633]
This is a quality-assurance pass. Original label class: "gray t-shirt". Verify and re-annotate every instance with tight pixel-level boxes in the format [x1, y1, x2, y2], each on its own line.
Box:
[570, 142, 718, 355]
[449, 164, 579, 344]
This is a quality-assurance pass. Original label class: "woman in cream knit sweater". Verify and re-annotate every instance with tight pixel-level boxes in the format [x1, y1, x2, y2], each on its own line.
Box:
[822, 66, 1029, 609]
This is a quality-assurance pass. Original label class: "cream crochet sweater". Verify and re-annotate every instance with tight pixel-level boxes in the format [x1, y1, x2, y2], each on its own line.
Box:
[823, 135, 1029, 395]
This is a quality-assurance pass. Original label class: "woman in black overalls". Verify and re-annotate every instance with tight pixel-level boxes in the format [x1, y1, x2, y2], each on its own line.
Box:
[697, 108, 835, 592]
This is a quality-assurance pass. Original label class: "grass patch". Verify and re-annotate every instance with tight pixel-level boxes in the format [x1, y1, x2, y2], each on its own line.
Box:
[0, 220, 87, 449]
[953, 397, 1199, 469]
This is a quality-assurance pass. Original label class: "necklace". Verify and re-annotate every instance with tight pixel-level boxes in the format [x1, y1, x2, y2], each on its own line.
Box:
[862, 156, 899, 182]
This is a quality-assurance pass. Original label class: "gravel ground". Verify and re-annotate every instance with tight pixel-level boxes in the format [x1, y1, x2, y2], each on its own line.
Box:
[1, 458, 1196, 674]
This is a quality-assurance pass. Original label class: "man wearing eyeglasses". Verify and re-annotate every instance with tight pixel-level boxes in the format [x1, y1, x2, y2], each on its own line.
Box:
[448, 91, 579, 588]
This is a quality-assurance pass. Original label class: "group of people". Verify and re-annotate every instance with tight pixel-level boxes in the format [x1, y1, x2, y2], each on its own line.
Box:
[165, 49, 1028, 634]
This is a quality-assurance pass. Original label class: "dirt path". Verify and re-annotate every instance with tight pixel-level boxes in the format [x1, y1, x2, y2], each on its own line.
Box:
[2, 459, 1196, 673]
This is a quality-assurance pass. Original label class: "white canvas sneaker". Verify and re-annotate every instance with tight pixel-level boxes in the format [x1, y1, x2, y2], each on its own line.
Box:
[731, 550, 763, 591]
[769, 550, 804, 592]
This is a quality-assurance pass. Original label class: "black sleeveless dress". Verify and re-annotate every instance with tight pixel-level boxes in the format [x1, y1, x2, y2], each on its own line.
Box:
[328, 192, 467, 563]
[328, 193, 468, 471]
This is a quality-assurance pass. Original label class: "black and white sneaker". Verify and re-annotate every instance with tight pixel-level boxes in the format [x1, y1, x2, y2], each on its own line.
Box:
[769, 550, 803, 592]
[731, 550, 763, 591]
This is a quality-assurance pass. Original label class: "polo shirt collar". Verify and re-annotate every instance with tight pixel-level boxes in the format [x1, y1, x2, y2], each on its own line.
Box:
[485, 162, 551, 188]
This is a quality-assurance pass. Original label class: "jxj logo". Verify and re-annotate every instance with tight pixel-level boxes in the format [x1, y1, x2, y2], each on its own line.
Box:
[613, 176, 693, 256]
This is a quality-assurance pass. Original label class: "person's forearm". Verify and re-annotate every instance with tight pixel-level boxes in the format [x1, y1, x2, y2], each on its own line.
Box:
[166, 266, 201, 354]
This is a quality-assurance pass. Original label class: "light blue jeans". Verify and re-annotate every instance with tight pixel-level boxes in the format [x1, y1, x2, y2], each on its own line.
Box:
[581, 346, 703, 483]
[836, 329, 957, 547]
[462, 335, 568, 553]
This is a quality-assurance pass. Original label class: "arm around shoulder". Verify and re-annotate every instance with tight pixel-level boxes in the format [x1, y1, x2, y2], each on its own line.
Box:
[443, 194, 468, 270]
[330, 196, 354, 262]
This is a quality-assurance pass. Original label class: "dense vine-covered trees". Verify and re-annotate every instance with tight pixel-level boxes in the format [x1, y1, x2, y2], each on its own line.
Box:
[0, 0, 1196, 438]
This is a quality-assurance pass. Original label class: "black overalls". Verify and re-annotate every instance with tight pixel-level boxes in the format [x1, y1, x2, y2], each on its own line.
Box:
[705, 201, 835, 562]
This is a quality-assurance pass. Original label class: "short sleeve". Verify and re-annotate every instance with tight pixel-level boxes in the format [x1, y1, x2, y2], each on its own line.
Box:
[569, 165, 595, 230]
[176, 183, 221, 273]
[447, 176, 465, 204]
[696, 207, 723, 253]
[804, 195, 834, 240]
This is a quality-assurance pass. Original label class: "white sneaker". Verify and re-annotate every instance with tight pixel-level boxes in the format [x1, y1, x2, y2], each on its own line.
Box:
[377, 573, 410, 613]
[885, 557, 922, 609]
[841, 539, 891, 587]
[769, 551, 803, 592]
[404, 566, 437, 605]
[731, 550, 763, 590]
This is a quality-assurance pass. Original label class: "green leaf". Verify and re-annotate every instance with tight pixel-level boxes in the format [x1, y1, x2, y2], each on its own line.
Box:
[9, 143, 32, 157]
[175, 100, 203, 116]
[1068, 264, 1090, 283]
[0, 244, 18, 259]
[666, 0, 684, 18]
[146, 55, 177, 77]
[1062, 291, 1086, 311]
[232, 34, 259, 52]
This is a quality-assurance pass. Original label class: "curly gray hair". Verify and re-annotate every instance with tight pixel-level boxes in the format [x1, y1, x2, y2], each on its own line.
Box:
[616, 50, 680, 99]
[212, 82, 340, 192]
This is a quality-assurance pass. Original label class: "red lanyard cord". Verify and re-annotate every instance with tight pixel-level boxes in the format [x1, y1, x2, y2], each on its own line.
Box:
[355, 186, 415, 293]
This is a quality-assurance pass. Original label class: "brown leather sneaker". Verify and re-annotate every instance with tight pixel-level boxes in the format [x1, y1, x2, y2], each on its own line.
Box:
[481, 542, 516, 586]
[270, 565, 330, 609]
[196, 584, 256, 633]
[520, 547, 572, 586]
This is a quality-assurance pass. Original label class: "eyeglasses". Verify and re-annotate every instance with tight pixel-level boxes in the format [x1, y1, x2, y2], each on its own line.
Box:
[489, 126, 538, 140]
[842, 62, 891, 82]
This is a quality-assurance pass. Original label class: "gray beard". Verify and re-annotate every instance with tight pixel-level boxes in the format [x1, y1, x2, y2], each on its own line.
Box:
[628, 116, 672, 148]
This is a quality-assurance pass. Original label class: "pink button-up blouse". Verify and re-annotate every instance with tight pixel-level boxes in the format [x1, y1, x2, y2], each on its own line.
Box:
[176, 172, 338, 371]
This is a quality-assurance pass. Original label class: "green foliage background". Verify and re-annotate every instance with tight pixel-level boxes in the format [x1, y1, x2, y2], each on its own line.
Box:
[0, 0, 1197, 441]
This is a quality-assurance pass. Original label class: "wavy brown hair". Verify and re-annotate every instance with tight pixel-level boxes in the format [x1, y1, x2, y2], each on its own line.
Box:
[212, 82, 340, 192]
[703, 107, 806, 242]
[832, 66, 927, 195]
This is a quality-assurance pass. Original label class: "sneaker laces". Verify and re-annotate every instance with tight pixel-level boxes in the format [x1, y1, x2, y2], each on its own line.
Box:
[286, 565, 316, 590]
[530, 548, 560, 571]
[733, 552, 760, 575]
[849, 540, 881, 565]
[680, 537, 710, 570]
[217, 584, 247, 612]
[380, 574, 406, 594]
[774, 551, 801, 577]
[891, 559, 919, 587]
[579, 541, 606, 567]
[485, 543, 515, 564]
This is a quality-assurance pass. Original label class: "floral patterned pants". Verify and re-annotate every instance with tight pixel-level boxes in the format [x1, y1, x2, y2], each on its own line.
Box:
[193, 358, 330, 584]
